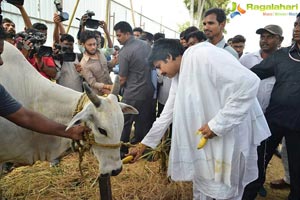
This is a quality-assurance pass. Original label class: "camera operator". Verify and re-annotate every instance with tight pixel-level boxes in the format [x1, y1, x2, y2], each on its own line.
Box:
[52, 13, 83, 92]
[7, 0, 32, 29]
[77, 11, 114, 59]
[2, 0, 32, 45]
[16, 27, 57, 80]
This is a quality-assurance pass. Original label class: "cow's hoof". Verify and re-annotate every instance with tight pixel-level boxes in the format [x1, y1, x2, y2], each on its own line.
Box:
[49, 158, 61, 167]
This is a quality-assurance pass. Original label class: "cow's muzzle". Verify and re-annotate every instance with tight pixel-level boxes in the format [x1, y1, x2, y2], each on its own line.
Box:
[111, 166, 122, 176]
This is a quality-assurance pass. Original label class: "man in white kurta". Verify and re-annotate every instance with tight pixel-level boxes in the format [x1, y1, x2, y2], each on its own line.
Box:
[129, 39, 271, 200]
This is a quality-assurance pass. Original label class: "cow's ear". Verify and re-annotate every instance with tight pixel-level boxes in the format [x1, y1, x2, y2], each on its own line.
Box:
[66, 110, 91, 130]
[118, 102, 139, 115]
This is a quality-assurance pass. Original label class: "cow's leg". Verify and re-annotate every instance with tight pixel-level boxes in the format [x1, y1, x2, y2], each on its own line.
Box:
[99, 174, 112, 200]
[50, 148, 73, 167]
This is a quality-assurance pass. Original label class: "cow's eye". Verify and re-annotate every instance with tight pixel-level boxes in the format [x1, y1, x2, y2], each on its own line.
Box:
[98, 127, 107, 136]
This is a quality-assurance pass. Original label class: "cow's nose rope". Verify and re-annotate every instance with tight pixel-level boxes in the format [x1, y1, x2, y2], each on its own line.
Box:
[72, 93, 125, 149]
[72, 93, 134, 176]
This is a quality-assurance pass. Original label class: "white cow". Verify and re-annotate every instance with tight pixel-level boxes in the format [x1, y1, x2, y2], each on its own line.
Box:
[0, 41, 138, 176]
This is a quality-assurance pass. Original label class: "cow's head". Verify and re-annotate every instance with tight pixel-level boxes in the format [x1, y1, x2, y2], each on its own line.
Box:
[66, 77, 138, 176]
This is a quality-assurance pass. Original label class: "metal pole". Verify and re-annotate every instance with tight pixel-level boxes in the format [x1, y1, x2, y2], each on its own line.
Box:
[112, 12, 115, 43]
[129, 0, 136, 27]
[66, 0, 81, 34]
[105, 0, 111, 48]
[105, 0, 111, 24]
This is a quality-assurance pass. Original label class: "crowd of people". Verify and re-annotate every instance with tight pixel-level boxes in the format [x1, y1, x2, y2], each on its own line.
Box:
[0, 2, 300, 199]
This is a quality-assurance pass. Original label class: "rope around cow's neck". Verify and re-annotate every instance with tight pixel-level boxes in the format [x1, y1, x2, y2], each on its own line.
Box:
[72, 93, 134, 176]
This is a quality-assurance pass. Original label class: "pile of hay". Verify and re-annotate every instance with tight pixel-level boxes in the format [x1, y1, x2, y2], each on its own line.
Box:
[0, 152, 289, 200]
[0, 152, 192, 200]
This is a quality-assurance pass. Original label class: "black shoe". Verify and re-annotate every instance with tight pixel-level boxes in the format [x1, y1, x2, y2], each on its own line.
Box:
[258, 185, 267, 197]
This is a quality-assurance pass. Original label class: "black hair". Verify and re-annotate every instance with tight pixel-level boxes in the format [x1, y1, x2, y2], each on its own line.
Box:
[148, 38, 184, 66]
[297, 13, 300, 18]
[186, 30, 207, 42]
[180, 30, 185, 39]
[231, 35, 246, 44]
[140, 31, 154, 42]
[32, 22, 48, 31]
[153, 32, 165, 42]
[2, 18, 14, 25]
[60, 34, 74, 43]
[204, 8, 227, 23]
[133, 27, 143, 33]
[80, 30, 96, 44]
[114, 21, 133, 34]
[24, 28, 40, 35]
[183, 26, 199, 40]
[93, 30, 102, 37]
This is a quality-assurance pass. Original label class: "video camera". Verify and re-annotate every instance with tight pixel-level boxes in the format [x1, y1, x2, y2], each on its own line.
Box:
[54, 0, 69, 22]
[6, 0, 24, 6]
[15, 29, 52, 58]
[0, 0, 24, 24]
[85, 10, 101, 29]
[53, 43, 76, 62]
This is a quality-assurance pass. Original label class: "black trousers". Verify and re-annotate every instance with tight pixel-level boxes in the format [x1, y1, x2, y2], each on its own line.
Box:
[243, 120, 300, 200]
[120, 98, 155, 153]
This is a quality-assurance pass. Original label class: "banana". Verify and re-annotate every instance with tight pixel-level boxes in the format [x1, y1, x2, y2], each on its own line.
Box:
[122, 155, 134, 164]
[197, 137, 208, 149]
[196, 130, 208, 149]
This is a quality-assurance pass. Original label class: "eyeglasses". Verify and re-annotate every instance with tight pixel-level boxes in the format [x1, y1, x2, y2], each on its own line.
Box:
[288, 43, 300, 62]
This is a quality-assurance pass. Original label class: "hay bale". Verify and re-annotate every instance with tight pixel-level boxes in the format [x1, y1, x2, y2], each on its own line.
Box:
[0, 152, 192, 200]
[0, 152, 288, 199]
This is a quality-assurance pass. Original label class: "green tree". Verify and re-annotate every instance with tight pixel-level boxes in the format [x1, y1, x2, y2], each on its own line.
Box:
[178, 21, 191, 33]
[183, 0, 231, 28]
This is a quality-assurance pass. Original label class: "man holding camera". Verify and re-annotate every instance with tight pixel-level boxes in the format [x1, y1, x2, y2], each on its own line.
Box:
[52, 13, 83, 92]
[17, 26, 57, 80]
[2, 0, 32, 45]
[77, 11, 114, 59]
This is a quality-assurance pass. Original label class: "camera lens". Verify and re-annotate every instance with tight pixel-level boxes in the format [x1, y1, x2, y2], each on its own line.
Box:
[60, 12, 69, 21]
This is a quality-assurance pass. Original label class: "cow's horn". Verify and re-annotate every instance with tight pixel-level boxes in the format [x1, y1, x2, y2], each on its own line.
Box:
[83, 82, 101, 107]
[111, 75, 120, 96]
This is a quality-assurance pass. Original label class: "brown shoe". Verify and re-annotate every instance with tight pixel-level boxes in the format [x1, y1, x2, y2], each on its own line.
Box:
[270, 178, 290, 189]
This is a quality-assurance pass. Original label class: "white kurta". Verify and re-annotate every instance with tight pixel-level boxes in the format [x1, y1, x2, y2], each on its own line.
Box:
[142, 74, 178, 148]
[142, 42, 271, 199]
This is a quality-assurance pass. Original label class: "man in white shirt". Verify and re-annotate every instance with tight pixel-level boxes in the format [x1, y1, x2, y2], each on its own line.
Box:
[203, 8, 238, 59]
